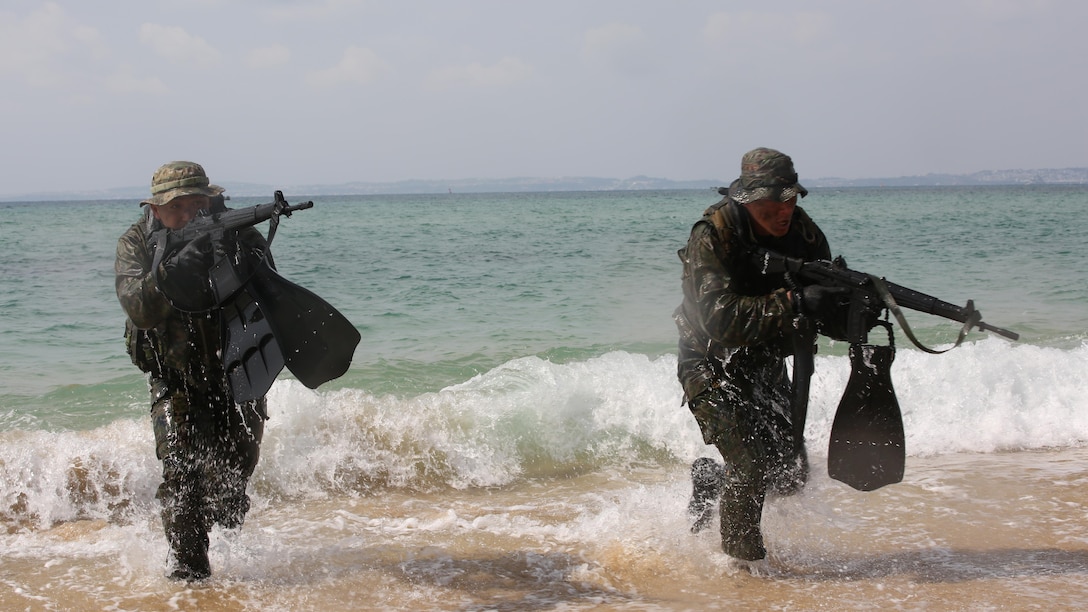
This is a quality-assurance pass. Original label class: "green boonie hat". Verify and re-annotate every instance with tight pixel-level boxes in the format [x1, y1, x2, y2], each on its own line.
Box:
[141, 161, 224, 206]
[727, 147, 808, 204]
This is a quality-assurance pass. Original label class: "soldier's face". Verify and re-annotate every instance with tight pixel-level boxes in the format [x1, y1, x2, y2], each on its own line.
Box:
[744, 196, 797, 237]
[152, 195, 210, 230]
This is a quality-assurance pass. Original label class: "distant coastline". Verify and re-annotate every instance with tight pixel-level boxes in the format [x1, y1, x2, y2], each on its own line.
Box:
[3, 167, 1087, 202]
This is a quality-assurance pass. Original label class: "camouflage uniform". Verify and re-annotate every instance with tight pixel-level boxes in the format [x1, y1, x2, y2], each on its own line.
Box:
[673, 148, 831, 561]
[115, 162, 268, 581]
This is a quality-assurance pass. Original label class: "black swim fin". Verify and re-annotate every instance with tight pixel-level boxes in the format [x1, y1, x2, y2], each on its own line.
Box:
[828, 334, 905, 491]
[221, 288, 285, 403]
[244, 259, 361, 390]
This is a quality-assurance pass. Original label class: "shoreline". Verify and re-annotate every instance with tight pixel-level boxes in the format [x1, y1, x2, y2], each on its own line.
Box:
[3, 447, 1088, 610]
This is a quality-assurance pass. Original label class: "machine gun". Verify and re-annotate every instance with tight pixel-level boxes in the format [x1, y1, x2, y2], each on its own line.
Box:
[148, 191, 360, 403]
[753, 247, 1018, 492]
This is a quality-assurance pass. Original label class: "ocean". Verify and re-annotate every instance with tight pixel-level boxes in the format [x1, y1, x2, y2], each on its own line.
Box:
[1, 185, 1087, 610]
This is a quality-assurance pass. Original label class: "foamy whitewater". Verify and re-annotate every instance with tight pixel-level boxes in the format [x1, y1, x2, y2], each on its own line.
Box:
[1, 186, 1087, 610]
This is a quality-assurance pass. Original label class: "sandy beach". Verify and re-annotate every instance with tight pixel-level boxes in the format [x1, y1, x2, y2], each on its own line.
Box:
[5, 447, 1088, 611]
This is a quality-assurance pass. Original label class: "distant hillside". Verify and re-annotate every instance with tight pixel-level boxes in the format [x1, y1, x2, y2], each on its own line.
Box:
[3, 168, 1086, 202]
[807, 167, 1088, 188]
[283, 175, 723, 196]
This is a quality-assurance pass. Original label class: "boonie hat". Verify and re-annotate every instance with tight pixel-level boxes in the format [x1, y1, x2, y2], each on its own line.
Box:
[727, 147, 808, 204]
[141, 161, 224, 206]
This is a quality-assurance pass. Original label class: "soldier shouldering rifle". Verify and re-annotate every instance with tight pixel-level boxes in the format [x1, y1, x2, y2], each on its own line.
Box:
[115, 161, 359, 581]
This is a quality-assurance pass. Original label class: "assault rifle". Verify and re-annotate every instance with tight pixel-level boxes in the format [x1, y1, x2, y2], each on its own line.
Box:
[149, 190, 313, 292]
[148, 190, 359, 403]
[755, 249, 1019, 347]
[753, 247, 1018, 492]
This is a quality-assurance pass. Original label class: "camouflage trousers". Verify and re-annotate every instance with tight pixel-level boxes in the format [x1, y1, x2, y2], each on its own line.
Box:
[149, 377, 266, 569]
[686, 351, 808, 560]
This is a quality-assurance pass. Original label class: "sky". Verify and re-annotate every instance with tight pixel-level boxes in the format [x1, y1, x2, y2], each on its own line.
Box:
[2, 0, 1086, 196]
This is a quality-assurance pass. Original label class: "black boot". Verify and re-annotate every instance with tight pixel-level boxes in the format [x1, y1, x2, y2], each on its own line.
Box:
[719, 477, 766, 561]
[164, 506, 211, 582]
[168, 524, 210, 582]
[688, 458, 726, 533]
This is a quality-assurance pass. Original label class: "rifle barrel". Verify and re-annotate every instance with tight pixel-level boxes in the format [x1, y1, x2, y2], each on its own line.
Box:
[288, 201, 314, 212]
[798, 259, 1020, 342]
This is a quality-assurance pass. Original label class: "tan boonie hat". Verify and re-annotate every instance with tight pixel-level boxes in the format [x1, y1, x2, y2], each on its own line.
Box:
[141, 161, 224, 206]
[727, 147, 808, 204]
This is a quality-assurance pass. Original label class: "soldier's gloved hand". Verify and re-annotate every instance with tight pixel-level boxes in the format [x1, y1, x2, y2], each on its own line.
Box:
[796, 285, 851, 340]
[157, 235, 216, 311]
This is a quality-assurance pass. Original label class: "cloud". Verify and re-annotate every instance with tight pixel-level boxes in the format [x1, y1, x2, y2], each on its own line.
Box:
[246, 44, 292, 69]
[106, 68, 169, 95]
[426, 57, 533, 90]
[260, 0, 368, 22]
[702, 10, 832, 48]
[581, 23, 652, 75]
[138, 23, 221, 65]
[962, 0, 1052, 21]
[583, 23, 643, 56]
[307, 45, 391, 87]
[0, 2, 108, 87]
[72, 24, 109, 60]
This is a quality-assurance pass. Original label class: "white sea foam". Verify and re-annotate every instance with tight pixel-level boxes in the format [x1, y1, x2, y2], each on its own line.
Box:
[806, 337, 1088, 456]
[4, 338, 1084, 529]
[232, 336, 1088, 503]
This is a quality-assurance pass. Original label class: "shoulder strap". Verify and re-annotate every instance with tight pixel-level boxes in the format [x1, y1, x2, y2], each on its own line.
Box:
[698, 200, 741, 264]
[704, 199, 736, 242]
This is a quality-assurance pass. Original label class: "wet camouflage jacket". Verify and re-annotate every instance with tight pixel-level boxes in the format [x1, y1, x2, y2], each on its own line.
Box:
[115, 207, 268, 387]
[673, 197, 831, 403]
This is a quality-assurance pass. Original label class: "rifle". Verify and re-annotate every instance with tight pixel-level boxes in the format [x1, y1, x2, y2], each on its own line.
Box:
[148, 191, 359, 402]
[753, 247, 1019, 492]
[755, 249, 1019, 348]
[150, 190, 313, 303]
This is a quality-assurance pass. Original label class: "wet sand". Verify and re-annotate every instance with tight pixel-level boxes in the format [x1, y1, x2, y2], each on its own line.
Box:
[3, 448, 1088, 610]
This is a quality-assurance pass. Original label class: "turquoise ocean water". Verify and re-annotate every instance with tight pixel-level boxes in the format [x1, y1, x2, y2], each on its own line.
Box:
[3, 186, 1084, 428]
[1, 186, 1087, 608]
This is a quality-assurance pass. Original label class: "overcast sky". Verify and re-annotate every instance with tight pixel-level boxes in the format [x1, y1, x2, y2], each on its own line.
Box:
[2, 0, 1086, 196]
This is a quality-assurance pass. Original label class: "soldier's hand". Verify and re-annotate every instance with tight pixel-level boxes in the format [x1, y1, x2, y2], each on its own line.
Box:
[799, 285, 849, 316]
[157, 235, 216, 311]
[798, 285, 851, 340]
[167, 235, 214, 274]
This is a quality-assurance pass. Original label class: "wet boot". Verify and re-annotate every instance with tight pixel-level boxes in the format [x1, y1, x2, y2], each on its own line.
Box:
[163, 505, 211, 582]
[168, 524, 210, 582]
[719, 477, 766, 561]
[688, 458, 726, 533]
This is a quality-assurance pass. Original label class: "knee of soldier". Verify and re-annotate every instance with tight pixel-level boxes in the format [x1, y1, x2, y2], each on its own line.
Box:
[769, 447, 809, 496]
[218, 432, 263, 481]
[691, 457, 724, 484]
[152, 388, 202, 460]
[714, 438, 769, 490]
[213, 492, 251, 529]
[689, 390, 735, 447]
